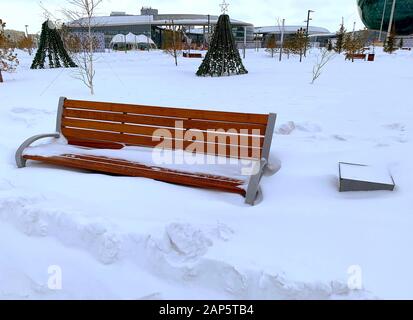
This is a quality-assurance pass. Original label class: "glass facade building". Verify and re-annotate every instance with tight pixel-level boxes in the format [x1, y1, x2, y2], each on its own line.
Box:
[70, 24, 153, 48]
[68, 10, 254, 48]
[358, 0, 413, 35]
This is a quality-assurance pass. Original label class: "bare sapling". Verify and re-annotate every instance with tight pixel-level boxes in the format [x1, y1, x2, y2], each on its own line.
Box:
[311, 48, 335, 84]
[63, 0, 103, 95]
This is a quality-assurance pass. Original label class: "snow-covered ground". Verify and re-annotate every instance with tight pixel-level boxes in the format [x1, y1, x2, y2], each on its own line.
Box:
[0, 48, 412, 299]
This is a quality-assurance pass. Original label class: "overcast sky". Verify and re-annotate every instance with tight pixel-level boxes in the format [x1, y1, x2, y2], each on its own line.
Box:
[2, 0, 364, 34]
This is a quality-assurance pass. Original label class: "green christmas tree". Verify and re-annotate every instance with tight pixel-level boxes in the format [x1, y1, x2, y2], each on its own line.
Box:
[196, 14, 247, 77]
[384, 27, 397, 54]
[334, 24, 346, 54]
[31, 20, 77, 69]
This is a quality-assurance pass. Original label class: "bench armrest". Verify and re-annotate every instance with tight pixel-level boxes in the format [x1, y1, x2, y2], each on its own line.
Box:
[15, 133, 60, 168]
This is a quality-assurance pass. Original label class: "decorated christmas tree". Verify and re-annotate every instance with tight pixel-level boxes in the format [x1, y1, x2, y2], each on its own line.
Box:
[31, 20, 77, 69]
[196, 5, 247, 77]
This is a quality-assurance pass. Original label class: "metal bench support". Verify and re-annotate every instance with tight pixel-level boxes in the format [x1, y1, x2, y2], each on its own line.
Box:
[15, 133, 61, 168]
[244, 113, 278, 206]
[15, 98, 65, 168]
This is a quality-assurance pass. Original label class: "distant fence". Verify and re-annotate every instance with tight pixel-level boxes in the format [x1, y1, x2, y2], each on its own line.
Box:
[399, 37, 413, 48]
[236, 41, 262, 49]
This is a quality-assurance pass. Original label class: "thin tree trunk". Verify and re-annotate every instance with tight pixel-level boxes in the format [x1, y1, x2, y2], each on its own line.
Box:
[0, 70, 3, 83]
[172, 23, 178, 66]
[88, 15, 94, 94]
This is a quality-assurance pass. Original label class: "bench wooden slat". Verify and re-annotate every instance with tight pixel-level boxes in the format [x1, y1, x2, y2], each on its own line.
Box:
[346, 53, 366, 60]
[62, 128, 262, 159]
[23, 154, 247, 196]
[62, 118, 265, 148]
[61, 154, 245, 185]
[65, 139, 125, 150]
[64, 99, 269, 125]
[63, 109, 267, 135]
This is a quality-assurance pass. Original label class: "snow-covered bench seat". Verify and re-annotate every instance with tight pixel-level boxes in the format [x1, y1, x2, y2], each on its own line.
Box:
[16, 97, 278, 205]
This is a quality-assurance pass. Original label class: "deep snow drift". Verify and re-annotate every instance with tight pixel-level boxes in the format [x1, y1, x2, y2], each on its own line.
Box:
[0, 48, 412, 299]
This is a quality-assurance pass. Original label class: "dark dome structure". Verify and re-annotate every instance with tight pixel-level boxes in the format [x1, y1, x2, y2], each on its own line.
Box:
[357, 0, 413, 35]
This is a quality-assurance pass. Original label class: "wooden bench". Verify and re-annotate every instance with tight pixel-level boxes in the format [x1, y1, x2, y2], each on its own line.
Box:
[345, 53, 367, 61]
[16, 97, 278, 205]
[183, 52, 203, 58]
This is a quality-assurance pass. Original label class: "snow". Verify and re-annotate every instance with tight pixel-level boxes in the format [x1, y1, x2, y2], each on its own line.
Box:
[110, 34, 127, 44]
[110, 33, 156, 45]
[1, 48, 413, 300]
[339, 162, 394, 185]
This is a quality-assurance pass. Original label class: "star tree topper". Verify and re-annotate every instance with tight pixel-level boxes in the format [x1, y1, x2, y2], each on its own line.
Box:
[220, 0, 230, 14]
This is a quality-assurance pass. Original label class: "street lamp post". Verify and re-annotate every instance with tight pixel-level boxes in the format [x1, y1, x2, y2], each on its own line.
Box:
[378, 0, 388, 42]
[147, 14, 151, 52]
[279, 18, 285, 62]
[352, 21, 356, 38]
[243, 26, 247, 59]
[387, 0, 397, 40]
[25, 24, 33, 55]
[304, 10, 314, 57]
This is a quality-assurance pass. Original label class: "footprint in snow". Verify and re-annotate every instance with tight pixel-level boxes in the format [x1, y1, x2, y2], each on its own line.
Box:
[383, 123, 406, 132]
[10, 107, 53, 115]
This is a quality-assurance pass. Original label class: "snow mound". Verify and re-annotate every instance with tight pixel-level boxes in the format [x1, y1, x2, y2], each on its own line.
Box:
[165, 223, 213, 259]
[0, 194, 372, 299]
[276, 121, 296, 135]
[275, 121, 323, 136]
[295, 122, 322, 133]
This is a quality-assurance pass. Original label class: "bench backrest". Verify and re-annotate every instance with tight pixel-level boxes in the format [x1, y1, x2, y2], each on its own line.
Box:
[57, 98, 276, 160]
[183, 52, 203, 58]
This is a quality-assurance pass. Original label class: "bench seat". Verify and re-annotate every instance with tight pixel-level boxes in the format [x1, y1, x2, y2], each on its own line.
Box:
[22, 142, 254, 196]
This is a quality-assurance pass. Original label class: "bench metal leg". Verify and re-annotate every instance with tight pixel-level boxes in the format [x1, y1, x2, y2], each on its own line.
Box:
[15, 133, 60, 168]
[254, 186, 263, 205]
[244, 113, 278, 206]
[245, 159, 267, 206]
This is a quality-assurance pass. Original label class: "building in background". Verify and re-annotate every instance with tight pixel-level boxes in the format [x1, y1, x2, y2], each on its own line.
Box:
[357, 0, 413, 36]
[3, 29, 25, 43]
[3, 29, 38, 47]
[68, 7, 254, 49]
[254, 25, 334, 48]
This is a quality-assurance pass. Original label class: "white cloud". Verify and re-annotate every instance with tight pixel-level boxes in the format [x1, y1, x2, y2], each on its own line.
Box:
[2, 0, 363, 34]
